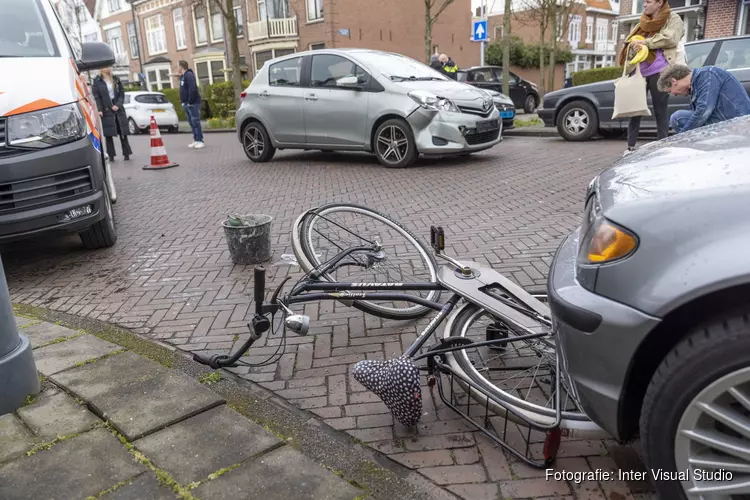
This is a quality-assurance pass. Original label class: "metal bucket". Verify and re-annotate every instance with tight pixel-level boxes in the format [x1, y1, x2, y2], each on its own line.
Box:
[222, 214, 273, 265]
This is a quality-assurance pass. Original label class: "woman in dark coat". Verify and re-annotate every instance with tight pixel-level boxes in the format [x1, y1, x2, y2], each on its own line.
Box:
[91, 67, 132, 161]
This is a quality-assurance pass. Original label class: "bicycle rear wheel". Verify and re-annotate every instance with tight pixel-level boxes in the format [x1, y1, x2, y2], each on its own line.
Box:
[443, 302, 605, 437]
[293, 203, 440, 320]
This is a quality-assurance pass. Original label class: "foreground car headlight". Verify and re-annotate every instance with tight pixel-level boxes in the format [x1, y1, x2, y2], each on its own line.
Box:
[579, 217, 638, 264]
[7, 103, 86, 149]
[408, 90, 459, 113]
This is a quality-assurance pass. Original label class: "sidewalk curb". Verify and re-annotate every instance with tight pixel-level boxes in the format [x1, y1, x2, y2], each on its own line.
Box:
[12, 303, 460, 500]
[504, 127, 560, 138]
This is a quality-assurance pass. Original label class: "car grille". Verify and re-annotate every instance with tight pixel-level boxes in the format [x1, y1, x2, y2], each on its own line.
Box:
[465, 128, 500, 145]
[0, 167, 94, 215]
[0, 118, 31, 160]
[495, 103, 514, 113]
[459, 105, 493, 118]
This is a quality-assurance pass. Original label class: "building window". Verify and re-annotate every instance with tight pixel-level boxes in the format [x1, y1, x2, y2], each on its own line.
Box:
[146, 67, 172, 91]
[107, 0, 120, 13]
[257, 0, 267, 20]
[307, 0, 323, 21]
[234, 6, 243, 36]
[194, 4, 208, 45]
[568, 15, 582, 45]
[173, 7, 187, 49]
[210, 4, 224, 41]
[495, 26, 503, 39]
[596, 19, 608, 44]
[145, 14, 167, 55]
[740, 0, 750, 36]
[585, 17, 593, 42]
[126, 23, 138, 58]
[195, 59, 225, 87]
[105, 26, 125, 59]
[310, 42, 325, 50]
[255, 50, 273, 71]
[611, 21, 618, 41]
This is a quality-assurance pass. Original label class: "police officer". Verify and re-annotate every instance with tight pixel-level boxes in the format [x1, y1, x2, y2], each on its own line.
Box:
[439, 54, 459, 80]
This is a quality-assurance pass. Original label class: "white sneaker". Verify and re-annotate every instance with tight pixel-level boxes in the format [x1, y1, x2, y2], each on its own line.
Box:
[193, 142, 205, 149]
[188, 141, 197, 148]
[622, 147, 636, 157]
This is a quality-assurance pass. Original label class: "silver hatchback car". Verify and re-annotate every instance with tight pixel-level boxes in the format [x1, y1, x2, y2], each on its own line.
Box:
[235, 49, 504, 167]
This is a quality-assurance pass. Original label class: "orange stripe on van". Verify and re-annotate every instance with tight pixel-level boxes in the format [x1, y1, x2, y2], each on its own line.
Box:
[4, 99, 60, 117]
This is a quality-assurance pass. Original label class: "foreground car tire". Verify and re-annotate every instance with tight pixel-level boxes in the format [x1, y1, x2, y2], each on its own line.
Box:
[79, 184, 116, 250]
[373, 119, 417, 168]
[640, 308, 750, 499]
[128, 118, 140, 135]
[557, 100, 598, 141]
[242, 121, 276, 163]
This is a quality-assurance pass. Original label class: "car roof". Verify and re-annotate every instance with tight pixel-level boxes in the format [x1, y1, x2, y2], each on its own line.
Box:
[266, 48, 418, 64]
[686, 34, 750, 45]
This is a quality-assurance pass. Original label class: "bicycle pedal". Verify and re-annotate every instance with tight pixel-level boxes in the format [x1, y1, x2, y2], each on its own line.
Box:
[430, 226, 445, 253]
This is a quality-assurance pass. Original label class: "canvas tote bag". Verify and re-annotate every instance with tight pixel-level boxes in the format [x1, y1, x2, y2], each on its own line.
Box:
[611, 63, 651, 120]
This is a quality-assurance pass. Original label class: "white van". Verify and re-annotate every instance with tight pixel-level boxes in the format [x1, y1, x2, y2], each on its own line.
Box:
[0, 0, 118, 249]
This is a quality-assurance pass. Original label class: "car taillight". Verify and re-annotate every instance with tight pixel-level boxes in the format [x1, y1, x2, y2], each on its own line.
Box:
[240, 92, 246, 101]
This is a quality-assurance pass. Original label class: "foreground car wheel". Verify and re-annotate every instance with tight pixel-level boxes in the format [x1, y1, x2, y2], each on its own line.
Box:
[242, 122, 276, 163]
[79, 184, 116, 250]
[374, 119, 417, 168]
[128, 118, 139, 135]
[557, 100, 598, 141]
[524, 94, 538, 114]
[640, 308, 750, 499]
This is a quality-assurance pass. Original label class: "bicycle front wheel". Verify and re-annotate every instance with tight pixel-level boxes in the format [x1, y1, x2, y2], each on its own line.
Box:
[294, 203, 440, 320]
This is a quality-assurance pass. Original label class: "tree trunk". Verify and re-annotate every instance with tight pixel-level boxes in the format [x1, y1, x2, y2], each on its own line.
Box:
[548, 0, 557, 91]
[224, 0, 243, 110]
[539, 28, 546, 96]
[502, 0, 511, 96]
[425, 1, 432, 63]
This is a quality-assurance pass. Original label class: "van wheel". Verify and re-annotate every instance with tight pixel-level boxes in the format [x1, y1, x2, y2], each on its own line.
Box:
[79, 184, 117, 250]
[640, 307, 750, 500]
[557, 100, 598, 141]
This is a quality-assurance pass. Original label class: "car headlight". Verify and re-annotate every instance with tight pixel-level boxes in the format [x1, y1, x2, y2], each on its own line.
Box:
[408, 90, 459, 113]
[578, 216, 638, 265]
[7, 103, 86, 149]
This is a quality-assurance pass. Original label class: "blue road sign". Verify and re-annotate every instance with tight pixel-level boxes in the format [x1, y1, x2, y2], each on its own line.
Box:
[338, 28, 350, 37]
[473, 20, 487, 42]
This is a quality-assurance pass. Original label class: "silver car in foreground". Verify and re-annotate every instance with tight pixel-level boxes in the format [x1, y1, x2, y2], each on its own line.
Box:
[235, 49, 503, 167]
[548, 115, 750, 498]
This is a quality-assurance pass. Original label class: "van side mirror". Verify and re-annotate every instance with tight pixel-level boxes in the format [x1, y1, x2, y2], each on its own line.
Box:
[76, 42, 116, 72]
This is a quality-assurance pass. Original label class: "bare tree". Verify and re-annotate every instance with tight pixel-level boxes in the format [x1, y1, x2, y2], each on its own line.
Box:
[517, 0, 552, 94]
[502, 0, 512, 96]
[424, 0, 454, 63]
[547, 0, 576, 90]
[55, 0, 85, 54]
[192, 0, 244, 108]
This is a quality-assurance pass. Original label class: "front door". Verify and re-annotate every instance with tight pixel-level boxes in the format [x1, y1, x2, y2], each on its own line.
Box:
[468, 68, 501, 93]
[262, 56, 306, 144]
[303, 54, 369, 147]
[507, 72, 527, 109]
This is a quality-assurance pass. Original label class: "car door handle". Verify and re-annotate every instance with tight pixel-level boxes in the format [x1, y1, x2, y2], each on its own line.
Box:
[259, 91, 269, 98]
[305, 93, 318, 101]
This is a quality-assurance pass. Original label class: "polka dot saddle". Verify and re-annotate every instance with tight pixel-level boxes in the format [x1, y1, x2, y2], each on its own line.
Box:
[352, 356, 423, 427]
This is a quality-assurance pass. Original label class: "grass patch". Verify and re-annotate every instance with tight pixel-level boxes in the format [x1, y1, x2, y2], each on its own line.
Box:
[26, 427, 99, 456]
[198, 372, 223, 385]
[37, 332, 86, 348]
[85, 479, 130, 499]
[513, 117, 543, 127]
[73, 349, 127, 368]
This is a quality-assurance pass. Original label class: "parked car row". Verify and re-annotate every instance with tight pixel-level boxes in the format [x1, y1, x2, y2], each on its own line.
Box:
[538, 35, 750, 141]
[457, 66, 540, 114]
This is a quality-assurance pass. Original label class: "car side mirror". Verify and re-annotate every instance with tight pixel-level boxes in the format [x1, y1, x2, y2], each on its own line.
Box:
[76, 42, 116, 72]
[337, 76, 360, 88]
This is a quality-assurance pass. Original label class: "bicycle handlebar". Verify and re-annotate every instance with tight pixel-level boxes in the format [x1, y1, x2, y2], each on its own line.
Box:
[254, 266, 265, 316]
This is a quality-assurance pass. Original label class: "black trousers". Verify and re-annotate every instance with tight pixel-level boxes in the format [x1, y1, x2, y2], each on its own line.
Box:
[105, 117, 132, 159]
[627, 72, 670, 148]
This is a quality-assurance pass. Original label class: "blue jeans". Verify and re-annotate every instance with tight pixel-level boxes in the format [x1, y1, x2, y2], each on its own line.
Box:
[183, 103, 203, 142]
[670, 110, 693, 134]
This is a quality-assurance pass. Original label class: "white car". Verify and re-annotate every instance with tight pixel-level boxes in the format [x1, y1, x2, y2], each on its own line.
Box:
[124, 91, 179, 134]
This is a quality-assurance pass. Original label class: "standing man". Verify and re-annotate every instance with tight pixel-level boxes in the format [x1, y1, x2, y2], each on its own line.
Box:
[439, 54, 459, 80]
[657, 64, 750, 133]
[178, 60, 205, 149]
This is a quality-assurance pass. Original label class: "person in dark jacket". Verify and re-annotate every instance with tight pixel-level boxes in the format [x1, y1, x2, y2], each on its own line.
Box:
[178, 60, 204, 149]
[91, 67, 132, 161]
[442, 54, 459, 80]
[429, 54, 450, 78]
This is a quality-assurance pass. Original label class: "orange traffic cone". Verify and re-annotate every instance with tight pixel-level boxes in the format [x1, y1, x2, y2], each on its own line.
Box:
[142, 116, 179, 170]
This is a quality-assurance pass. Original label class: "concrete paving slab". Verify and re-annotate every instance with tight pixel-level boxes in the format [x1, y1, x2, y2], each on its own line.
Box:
[135, 405, 280, 484]
[33, 335, 121, 376]
[194, 446, 362, 500]
[0, 428, 144, 500]
[16, 389, 100, 440]
[100, 472, 177, 500]
[13, 316, 37, 328]
[51, 351, 168, 401]
[22, 322, 81, 349]
[0, 414, 36, 463]
[89, 372, 224, 440]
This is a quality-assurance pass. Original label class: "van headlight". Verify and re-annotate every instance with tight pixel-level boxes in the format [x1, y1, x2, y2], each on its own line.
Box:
[7, 103, 86, 149]
[408, 90, 459, 113]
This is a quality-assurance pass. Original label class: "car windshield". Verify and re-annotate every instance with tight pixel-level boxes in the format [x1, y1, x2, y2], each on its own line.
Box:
[353, 52, 449, 81]
[0, 0, 57, 58]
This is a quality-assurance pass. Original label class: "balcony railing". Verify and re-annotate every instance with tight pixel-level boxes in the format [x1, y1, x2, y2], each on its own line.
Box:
[594, 41, 616, 54]
[247, 16, 298, 42]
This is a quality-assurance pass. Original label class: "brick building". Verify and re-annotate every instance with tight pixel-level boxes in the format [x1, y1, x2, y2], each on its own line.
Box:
[93, 0, 476, 91]
[616, 0, 750, 54]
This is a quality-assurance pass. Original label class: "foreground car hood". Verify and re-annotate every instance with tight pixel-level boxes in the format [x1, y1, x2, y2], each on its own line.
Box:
[595, 116, 750, 210]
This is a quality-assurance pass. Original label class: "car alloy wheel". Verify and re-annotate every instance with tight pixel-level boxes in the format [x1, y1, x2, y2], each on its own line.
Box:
[244, 125, 265, 160]
[128, 118, 138, 135]
[564, 109, 589, 136]
[376, 125, 409, 166]
[675, 366, 750, 496]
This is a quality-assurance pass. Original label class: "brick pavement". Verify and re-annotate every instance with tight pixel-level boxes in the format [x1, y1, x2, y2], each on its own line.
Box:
[3, 133, 656, 499]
